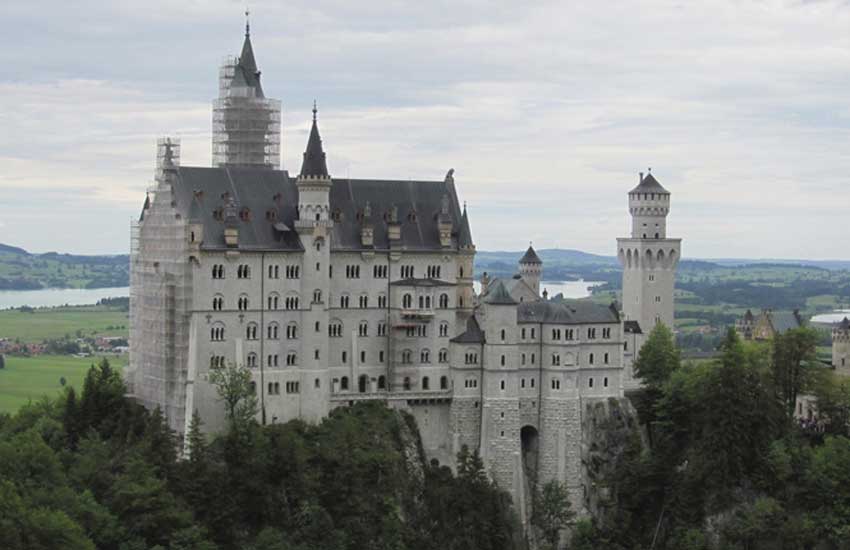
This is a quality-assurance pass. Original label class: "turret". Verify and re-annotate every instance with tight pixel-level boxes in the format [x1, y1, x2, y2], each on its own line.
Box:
[629, 172, 670, 239]
[295, 103, 332, 227]
[518, 244, 542, 297]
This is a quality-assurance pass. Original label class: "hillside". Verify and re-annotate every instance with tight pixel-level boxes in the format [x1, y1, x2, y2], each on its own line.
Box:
[0, 243, 129, 290]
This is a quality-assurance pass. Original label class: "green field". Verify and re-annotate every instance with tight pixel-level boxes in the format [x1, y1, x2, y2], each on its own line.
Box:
[0, 305, 129, 343]
[0, 354, 126, 414]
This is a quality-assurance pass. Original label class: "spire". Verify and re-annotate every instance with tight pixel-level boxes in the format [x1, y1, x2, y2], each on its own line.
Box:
[458, 202, 474, 249]
[520, 244, 542, 265]
[299, 104, 329, 178]
[236, 12, 264, 98]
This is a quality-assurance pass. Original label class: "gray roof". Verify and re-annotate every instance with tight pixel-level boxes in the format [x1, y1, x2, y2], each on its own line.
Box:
[483, 280, 517, 305]
[167, 166, 467, 252]
[839, 317, 850, 331]
[237, 32, 264, 97]
[300, 108, 329, 178]
[450, 316, 486, 344]
[770, 310, 804, 334]
[624, 320, 642, 334]
[517, 300, 619, 325]
[629, 173, 669, 194]
[457, 206, 474, 249]
[519, 245, 542, 265]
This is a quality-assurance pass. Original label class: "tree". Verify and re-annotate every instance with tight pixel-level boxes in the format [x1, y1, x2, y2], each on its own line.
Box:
[531, 480, 575, 549]
[634, 323, 681, 390]
[772, 327, 819, 422]
[208, 361, 258, 430]
[0, 354, 5, 369]
[812, 373, 850, 436]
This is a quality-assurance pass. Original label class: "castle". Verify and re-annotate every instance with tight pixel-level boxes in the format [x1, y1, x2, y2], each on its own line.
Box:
[126, 24, 681, 514]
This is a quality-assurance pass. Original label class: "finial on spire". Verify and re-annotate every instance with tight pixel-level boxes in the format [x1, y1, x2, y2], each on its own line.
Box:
[245, 8, 250, 36]
[647, 167, 652, 173]
[312, 100, 317, 122]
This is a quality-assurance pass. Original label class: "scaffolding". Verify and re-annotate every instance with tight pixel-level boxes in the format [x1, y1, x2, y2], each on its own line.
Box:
[129, 137, 194, 434]
[212, 56, 281, 169]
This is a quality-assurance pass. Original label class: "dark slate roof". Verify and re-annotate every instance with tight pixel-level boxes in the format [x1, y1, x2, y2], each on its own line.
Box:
[770, 310, 804, 333]
[629, 173, 669, 194]
[839, 317, 850, 331]
[744, 309, 754, 321]
[519, 245, 542, 265]
[483, 280, 517, 305]
[457, 206, 474, 249]
[300, 109, 329, 177]
[450, 316, 486, 344]
[624, 320, 642, 334]
[390, 278, 456, 287]
[517, 300, 620, 325]
[237, 32, 264, 97]
[167, 166, 467, 252]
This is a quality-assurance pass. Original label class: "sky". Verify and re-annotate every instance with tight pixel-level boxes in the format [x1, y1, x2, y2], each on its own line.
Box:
[1, 0, 849, 259]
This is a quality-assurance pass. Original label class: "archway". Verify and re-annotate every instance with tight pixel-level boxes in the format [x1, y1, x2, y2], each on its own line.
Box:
[358, 374, 369, 393]
[520, 425, 540, 485]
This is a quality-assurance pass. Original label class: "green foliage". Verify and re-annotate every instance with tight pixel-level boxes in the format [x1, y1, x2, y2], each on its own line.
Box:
[208, 361, 259, 430]
[811, 372, 850, 437]
[634, 323, 681, 390]
[531, 479, 574, 549]
[771, 327, 820, 422]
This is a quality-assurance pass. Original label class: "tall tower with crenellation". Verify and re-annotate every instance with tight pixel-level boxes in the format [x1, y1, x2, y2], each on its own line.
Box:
[833, 317, 850, 376]
[617, 171, 681, 340]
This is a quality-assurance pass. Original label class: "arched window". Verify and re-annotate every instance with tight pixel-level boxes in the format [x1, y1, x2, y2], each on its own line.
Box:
[440, 375, 448, 390]
[286, 322, 298, 339]
[212, 295, 224, 311]
[500, 329, 506, 341]
[421, 349, 430, 363]
[340, 376, 349, 391]
[438, 349, 448, 363]
[403, 294, 412, 309]
[246, 323, 258, 340]
[238, 294, 249, 311]
[358, 375, 368, 393]
[267, 322, 279, 340]
[268, 293, 280, 310]
[418, 295, 424, 309]
[402, 350, 412, 364]
[403, 377, 412, 391]
[377, 375, 387, 390]
[328, 320, 343, 338]
[439, 293, 449, 309]
[439, 322, 449, 337]
[247, 353, 257, 368]
[313, 289, 322, 303]
[358, 321, 368, 337]
[422, 376, 430, 390]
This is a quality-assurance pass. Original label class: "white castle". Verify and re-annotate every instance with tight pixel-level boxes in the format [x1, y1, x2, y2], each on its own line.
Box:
[126, 24, 681, 515]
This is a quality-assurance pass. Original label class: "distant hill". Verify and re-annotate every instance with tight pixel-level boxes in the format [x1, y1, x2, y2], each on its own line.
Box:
[0, 243, 129, 290]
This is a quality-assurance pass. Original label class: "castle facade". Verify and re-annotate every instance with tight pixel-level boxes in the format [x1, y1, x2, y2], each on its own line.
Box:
[127, 25, 681, 515]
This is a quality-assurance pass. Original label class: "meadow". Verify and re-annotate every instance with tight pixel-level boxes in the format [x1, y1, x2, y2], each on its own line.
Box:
[0, 304, 129, 343]
[0, 354, 125, 414]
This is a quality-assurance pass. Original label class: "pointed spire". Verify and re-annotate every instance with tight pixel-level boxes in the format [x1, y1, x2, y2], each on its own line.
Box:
[520, 244, 542, 265]
[236, 11, 264, 98]
[299, 104, 329, 178]
[458, 202, 474, 249]
[245, 8, 250, 36]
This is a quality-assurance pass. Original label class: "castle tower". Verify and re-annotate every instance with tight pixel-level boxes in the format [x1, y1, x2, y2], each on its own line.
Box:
[294, 104, 333, 422]
[518, 244, 542, 297]
[833, 317, 850, 376]
[212, 16, 282, 168]
[617, 171, 682, 334]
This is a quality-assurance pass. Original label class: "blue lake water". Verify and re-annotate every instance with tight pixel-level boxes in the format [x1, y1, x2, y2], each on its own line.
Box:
[0, 287, 130, 310]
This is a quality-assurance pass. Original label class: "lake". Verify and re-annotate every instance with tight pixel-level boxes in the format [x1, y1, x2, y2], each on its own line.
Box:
[473, 280, 604, 299]
[0, 287, 130, 310]
[811, 310, 850, 325]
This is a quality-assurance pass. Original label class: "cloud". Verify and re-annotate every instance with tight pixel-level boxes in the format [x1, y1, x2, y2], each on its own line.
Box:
[1, 0, 850, 257]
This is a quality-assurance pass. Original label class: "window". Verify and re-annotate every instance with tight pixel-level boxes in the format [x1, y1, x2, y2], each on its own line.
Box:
[421, 349, 431, 363]
[379, 350, 385, 363]
[551, 379, 561, 390]
[589, 353, 595, 365]
[552, 354, 560, 366]
[328, 321, 342, 338]
[286, 323, 298, 340]
[340, 295, 350, 309]
[238, 295, 249, 311]
[360, 350, 366, 363]
[464, 352, 479, 365]
[521, 378, 526, 388]
[377, 375, 386, 390]
[314, 349, 320, 360]
[209, 355, 225, 368]
[377, 322, 387, 336]
[285, 295, 299, 310]
[401, 265, 415, 278]
[267, 323, 279, 340]
[602, 327, 611, 339]
[358, 375, 368, 393]
[358, 321, 368, 337]
[427, 265, 441, 279]
[438, 349, 448, 363]
[268, 264, 280, 279]
[552, 328, 561, 340]
[403, 294, 412, 308]
[246, 323, 258, 340]
[268, 382, 280, 395]
[531, 378, 535, 388]
[267, 354, 279, 367]
[212, 295, 224, 311]
[342, 351, 347, 364]
[604, 352, 609, 364]
[648, 274, 655, 282]
[500, 379, 506, 391]
[655, 296, 662, 303]
[440, 376, 448, 390]
[378, 294, 388, 308]
[210, 325, 225, 341]
[417, 325, 427, 337]
[604, 377, 609, 388]
[566, 329, 574, 340]
[315, 321, 321, 333]
[286, 265, 300, 279]
[500, 355, 506, 366]
[373, 265, 388, 278]
[268, 293, 280, 310]
[402, 350, 413, 364]
[345, 265, 361, 279]
[439, 293, 449, 309]
[521, 353, 526, 365]
[286, 352, 297, 366]
[403, 377, 412, 391]
[501, 329, 506, 342]
[422, 376, 430, 390]
[439, 322, 449, 337]
[212, 264, 225, 279]
[313, 289, 322, 303]
[531, 328, 536, 339]
[340, 376, 349, 391]
[589, 377, 594, 388]
[464, 378, 479, 389]
[531, 353, 536, 365]
[587, 327, 597, 339]
[359, 294, 369, 308]
[286, 381, 300, 394]
[237, 264, 250, 279]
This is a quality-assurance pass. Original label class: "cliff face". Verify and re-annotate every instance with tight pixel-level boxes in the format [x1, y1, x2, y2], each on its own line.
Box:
[581, 397, 648, 521]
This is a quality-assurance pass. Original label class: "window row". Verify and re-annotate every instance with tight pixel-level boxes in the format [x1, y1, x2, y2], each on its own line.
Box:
[212, 264, 301, 280]
[517, 325, 615, 341]
[400, 348, 450, 364]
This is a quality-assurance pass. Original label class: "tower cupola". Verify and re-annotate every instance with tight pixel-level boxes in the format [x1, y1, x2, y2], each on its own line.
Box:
[296, 104, 332, 227]
[518, 244, 542, 296]
[629, 170, 670, 239]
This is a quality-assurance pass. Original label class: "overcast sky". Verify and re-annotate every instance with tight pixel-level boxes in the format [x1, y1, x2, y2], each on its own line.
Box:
[1, 0, 849, 259]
